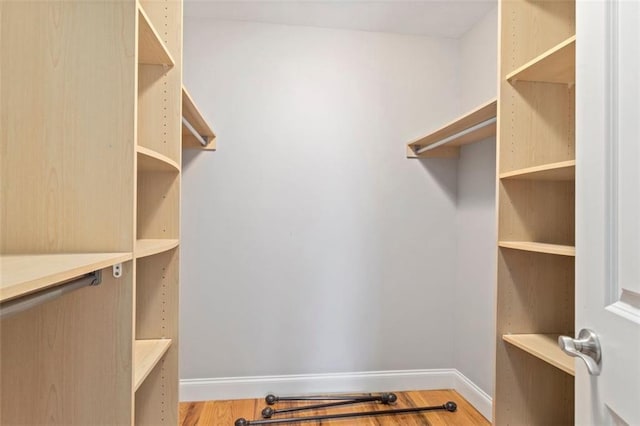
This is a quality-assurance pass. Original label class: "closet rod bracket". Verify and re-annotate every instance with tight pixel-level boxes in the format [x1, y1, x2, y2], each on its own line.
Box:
[112, 263, 123, 279]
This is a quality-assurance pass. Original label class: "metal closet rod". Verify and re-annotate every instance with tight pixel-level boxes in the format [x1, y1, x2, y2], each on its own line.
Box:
[182, 116, 208, 147]
[0, 270, 102, 320]
[415, 117, 497, 155]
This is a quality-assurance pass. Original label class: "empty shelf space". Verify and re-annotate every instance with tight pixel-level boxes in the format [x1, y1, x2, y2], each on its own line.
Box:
[503, 334, 575, 376]
[499, 241, 575, 257]
[137, 146, 180, 172]
[500, 160, 575, 181]
[134, 339, 172, 391]
[138, 6, 175, 67]
[507, 36, 576, 84]
[135, 239, 179, 259]
[0, 252, 133, 302]
[182, 86, 216, 150]
[407, 99, 497, 158]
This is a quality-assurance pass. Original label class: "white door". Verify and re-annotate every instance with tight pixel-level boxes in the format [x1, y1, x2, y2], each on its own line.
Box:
[574, 0, 640, 424]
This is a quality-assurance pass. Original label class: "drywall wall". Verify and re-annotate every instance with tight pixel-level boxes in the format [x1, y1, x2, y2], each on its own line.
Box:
[454, 6, 498, 397]
[181, 19, 461, 380]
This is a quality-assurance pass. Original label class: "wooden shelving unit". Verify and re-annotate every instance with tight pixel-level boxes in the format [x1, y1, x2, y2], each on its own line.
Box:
[182, 86, 216, 150]
[135, 239, 180, 259]
[407, 99, 496, 158]
[500, 160, 575, 181]
[138, 6, 175, 67]
[503, 334, 575, 376]
[507, 36, 576, 84]
[134, 339, 173, 390]
[1, 1, 183, 424]
[498, 241, 575, 257]
[495, 1, 576, 424]
[0, 253, 132, 302]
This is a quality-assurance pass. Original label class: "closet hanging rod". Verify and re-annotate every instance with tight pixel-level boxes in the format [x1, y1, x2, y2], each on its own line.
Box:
[415, 117, 497, 154]
[182, 116, 208, 147]
[0, 270, 102, 320]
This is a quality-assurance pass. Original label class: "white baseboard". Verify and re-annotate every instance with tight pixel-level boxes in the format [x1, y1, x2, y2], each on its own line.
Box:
[452, 370, 493, 420]
[180, 369, 492, 420]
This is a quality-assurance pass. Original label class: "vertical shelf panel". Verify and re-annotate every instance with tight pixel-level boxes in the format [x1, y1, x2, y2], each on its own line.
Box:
[1, 1, 136, 254]
[0, 263, 134, 424]
[1, 1, 137, 425]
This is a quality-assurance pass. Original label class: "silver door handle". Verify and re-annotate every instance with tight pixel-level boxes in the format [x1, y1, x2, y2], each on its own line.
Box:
[558, 329, 602, 376]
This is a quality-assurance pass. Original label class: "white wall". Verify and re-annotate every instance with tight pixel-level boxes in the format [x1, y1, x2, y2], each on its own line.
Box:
[181, 20, 462, 380]
[454, 6, 498, 397]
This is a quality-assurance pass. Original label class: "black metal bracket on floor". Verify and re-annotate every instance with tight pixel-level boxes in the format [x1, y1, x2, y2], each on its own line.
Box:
[234, 397, 457, 425]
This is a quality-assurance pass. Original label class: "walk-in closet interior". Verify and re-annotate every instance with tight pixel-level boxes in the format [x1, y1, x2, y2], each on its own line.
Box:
[2, 0, 639, 424]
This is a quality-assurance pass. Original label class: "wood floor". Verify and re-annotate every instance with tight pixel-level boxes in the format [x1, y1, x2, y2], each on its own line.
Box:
[180, 389, 490, 425]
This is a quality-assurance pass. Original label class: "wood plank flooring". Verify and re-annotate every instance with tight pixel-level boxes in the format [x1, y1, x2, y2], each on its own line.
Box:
[180, 389, 490, 425]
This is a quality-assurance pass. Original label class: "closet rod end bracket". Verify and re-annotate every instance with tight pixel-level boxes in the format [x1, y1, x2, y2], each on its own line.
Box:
[112, 263, 123, 279]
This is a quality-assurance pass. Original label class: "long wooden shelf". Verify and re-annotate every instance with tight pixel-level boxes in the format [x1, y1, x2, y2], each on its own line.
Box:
[135, 239, 179, 259]
[507, 36, 575, 84]
[137, 146, 180, 173]
[407, 99, 497, 158]
[134, 339, 172, 391]
[0, 252, 133, 303]
[499, 241, 575, 257]
[503, 334, 575, 376]
[138, 6, 175, 67]
[500, 160, 575, 181]
[182, 86, 216, 150]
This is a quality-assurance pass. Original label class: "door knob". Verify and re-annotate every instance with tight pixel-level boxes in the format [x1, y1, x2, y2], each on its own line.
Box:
[558, 329, 602, 376]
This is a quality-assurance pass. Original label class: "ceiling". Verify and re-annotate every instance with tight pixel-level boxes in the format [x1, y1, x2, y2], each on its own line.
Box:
[183, 1, 497, 39]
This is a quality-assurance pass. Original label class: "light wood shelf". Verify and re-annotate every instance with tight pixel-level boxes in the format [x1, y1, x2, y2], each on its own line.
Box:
[500, 160, 575, 181]
[182, 86, 216, 150]
[507, 36, 576, 84]
[0, 253, 133, 303]
[499, 241, 575, 257]
[134, 339, 172, 391]
[135, 239, 179, 259]
[407, 98, 497, 158]
[503, 334, 575, 376]
[138, 6, 175, 67]
[137, 146, 180, 173]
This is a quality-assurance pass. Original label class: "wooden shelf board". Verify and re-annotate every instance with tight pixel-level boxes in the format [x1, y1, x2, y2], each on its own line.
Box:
[134, 339, 172, 391]
[0, 252, 133, 303]
[500, 160, 575, 181]
[503, 334, 575, 376]
[499, 241, 575, 257]
[182, 86, 216, 150]
[137, 146, 180, 172]
[407, 99, 497, 158]
[507, 35, 576, 84]
[138, 6, 175, 67]
[135, 239, 179, 259]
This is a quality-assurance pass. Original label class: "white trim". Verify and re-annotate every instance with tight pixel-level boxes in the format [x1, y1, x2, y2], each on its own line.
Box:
[451, 370, 493, 420]
[180, 369, 492, 420]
